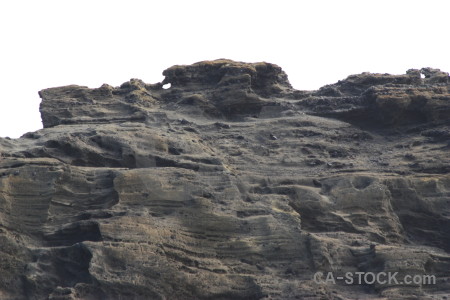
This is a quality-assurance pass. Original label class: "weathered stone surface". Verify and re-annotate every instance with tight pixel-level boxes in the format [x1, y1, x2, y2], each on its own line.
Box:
[1, 60, 450, 299]
[299, 68, 450, 128]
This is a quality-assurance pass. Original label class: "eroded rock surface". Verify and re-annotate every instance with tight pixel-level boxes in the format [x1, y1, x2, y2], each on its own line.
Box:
[1, 60, 450, 299]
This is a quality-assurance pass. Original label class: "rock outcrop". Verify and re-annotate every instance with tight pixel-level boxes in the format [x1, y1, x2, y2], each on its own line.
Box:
[1, 59, 449, 299]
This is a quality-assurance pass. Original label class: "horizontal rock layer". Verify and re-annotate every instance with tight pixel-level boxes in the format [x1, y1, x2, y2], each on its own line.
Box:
[1, 60, 450, 299]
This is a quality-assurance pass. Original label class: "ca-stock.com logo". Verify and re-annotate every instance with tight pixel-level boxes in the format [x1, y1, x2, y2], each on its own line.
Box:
[313, 271, 436, 286]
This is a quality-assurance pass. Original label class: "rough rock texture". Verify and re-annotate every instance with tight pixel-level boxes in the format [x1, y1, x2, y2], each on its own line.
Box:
[1, 59, 450, 299]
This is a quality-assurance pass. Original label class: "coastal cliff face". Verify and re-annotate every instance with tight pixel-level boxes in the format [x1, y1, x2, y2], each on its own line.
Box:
[1, 60, 449, 299]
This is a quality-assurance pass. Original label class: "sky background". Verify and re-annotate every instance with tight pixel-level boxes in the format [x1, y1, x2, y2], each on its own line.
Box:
[1, 0, 449, 138]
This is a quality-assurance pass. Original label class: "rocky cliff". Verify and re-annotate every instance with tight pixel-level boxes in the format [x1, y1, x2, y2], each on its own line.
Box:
[1, 60, 449, 299]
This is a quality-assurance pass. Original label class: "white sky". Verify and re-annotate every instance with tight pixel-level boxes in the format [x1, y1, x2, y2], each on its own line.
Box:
[1, 0, 449, 138]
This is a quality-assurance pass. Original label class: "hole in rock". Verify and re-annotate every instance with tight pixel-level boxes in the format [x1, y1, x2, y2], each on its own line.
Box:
[162, 83, 171, 89]
[420, 73, 425, 79]
[44, 221, 102, 246]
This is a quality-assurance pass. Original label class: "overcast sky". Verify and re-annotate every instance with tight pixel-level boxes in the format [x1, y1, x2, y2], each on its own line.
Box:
[1, 0, 449, 138]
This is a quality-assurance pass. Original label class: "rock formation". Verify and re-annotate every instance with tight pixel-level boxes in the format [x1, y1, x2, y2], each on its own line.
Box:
[1, 59, 449, 299]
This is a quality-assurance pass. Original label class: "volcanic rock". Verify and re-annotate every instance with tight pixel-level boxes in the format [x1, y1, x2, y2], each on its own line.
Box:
[1, 60, 450, 299]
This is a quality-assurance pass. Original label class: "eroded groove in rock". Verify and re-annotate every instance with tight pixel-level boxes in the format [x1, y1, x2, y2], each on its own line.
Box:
[1, 60, 449, 299]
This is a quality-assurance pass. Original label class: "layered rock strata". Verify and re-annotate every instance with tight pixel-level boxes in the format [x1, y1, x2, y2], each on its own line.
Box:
[1, 60, 449, 299]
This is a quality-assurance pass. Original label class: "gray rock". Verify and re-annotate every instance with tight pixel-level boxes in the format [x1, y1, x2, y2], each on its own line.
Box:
[1, 60, 449, 299]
